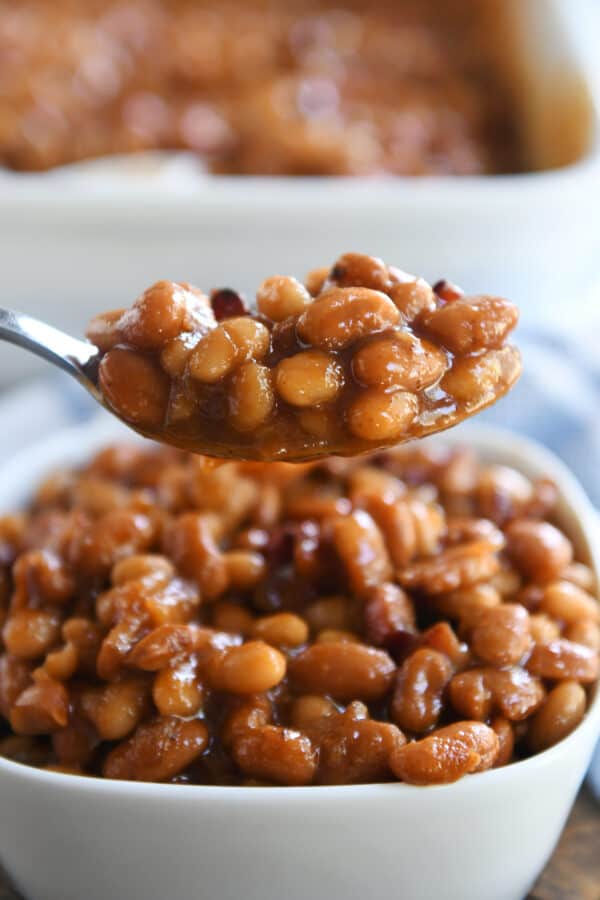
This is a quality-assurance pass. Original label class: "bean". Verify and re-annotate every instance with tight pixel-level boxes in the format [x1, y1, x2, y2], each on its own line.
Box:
[346, 389, 418, 442]
[390, 721, 499, 785]
[441, 347, 521, 406]
[99, 348, 170, 428]
[297, 286, 400, 350]
[229, 362, 275, 431]
[127, 624, 213, 671]
[3, 610, 61, 660]
[233, 725, 317, 786]
[540, 581, 599, 625]
[223, 551, 266, 590]
[275, 350, 343, 407]
[222, 317, 270, 362]
[329, 252, 391, 291]
[10, 678, 69, 735]
[423, 296, 518, 354]
[212, 602, 255, 636]
[252, 612, 308, 647]
[450, 667, 545, 721]
[352, 332, 447, 391]
[256, 275, 311, 321]
[103, 716, 208, 781]
[505, 519, 573, 583]
[152, 659, 203, 717]
[527, 639, 599, 683]
[289, 642, 395, 702]
[81, 676, 150, 740]
[364, 583, 415, 646]
[0, 654, 32, 718]
[119, 281, 198, 350]
[317, 715, 405, 784]
[388, 275, 436, 321]
[330, 511, 392, 596]
[399, 540, 500, 595]
[187, 326, 238, 382]
[391, 649, 453, 733]
[208, 641, 286, 694]
[527, 682, 587, 752]
[470, 603, 531, 666]
[491, 717, 514, 767]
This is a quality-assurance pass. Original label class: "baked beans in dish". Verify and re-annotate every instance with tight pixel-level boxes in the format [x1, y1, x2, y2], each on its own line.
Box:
[0, 0, 524, 176]
[0, 441, 597, 785]
[87, 252, 521, 461]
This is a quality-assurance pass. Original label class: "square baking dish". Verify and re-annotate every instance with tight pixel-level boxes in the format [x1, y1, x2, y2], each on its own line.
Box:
[0, 0, 598, 387]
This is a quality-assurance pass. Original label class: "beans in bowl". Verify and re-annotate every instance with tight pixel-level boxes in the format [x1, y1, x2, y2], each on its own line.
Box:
[0, 441, 597, 785]
[87, 253, 521, 460]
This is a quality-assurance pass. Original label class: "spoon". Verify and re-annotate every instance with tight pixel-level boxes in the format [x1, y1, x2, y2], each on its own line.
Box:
[0, 306, 521, 462]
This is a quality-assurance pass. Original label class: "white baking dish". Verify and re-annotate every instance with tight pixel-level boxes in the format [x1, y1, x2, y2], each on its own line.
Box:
[0, 418, 597, 900]
[0, 0, 599, 388]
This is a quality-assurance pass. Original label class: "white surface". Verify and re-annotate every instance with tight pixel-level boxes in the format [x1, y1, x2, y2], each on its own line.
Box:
[0, 419, 597, 900]
[0, 0, 599, 387]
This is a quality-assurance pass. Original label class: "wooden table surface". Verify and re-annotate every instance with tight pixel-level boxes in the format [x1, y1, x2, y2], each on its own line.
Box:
[1, 788, 598, 899]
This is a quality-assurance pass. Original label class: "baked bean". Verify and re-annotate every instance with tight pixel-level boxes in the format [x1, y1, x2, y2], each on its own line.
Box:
[99, 348, 170, 428]
[42, 642, 79, 681]
[561, 562, 596, 593]
[187, 326, 238, 382]
[347, 390, 418, 442]
[127, 624, 213, 671]
[470, 603, 531, 666]
[229, 363, 275, 431]
[72, 508, 157, 578]
[441, 347, 522, 406]
[539, 581, 599, 625]
[152, 659, 203, 717]
[445, 517, 505, 550]
[0, 654, 32, 718]
[433, 584, 501, 631]
[208, 641, 286, 694]
[349, 466, 406, 506]
[388, 276, 436, 322]
[290, 695, 338, 737]
[112, 554, 175, 587]
[257, 276, 311, 321]
[10, 678, 69, 735]
[420, 622, 468, 669]
[366, 494, 445, 568]
[233, 725, 317, 786]
[212, 602, 255, 636]
[165, 513, 228, 599]
[223, 551, 266, 591]
[565, 620, 600, 651]
[527, 681, 587, 753]
[160, 332, 203, 378]
[505, 519, 573, 583]
[316, 629, 360, 643]
[491, 717, 514, 767]
[85, 309, 125, 353]
[364, 583, 415, 646]
[82, 676, 150, 740]
[297, 287, 400, 350]
[449, 667, 544, 721]
[391, 649, 453, 733]
[223, 317, 270, 362]
[62, 618, 102, 675]
[3, 610, 61, 660]
[97, 617, 148, 682]
[529, 614, 561, 645]
[353, 332, 447, 392]
[290, 642, 395, 701]
[329, 253, 391, 292]
[119, 281, 204, 351]
[12, 549, 74, 606]
[330, 511, 392, 596]
[103, 716, 208, 781]
[318, 715, 405, 784]
[423, 296, 518, 354]
[52, 713, 99, 768]
[390, 721, 499, 785]
[527, 639, 599, 683]
[221, 695, 272, 749]
[476, 465, 533, 525]
[304, 267, 330, 297]
[253, 612, 308, 647]
[305, 596, 357, 633]
[399, 540, 500, 595]
[275, 351, 343, 407]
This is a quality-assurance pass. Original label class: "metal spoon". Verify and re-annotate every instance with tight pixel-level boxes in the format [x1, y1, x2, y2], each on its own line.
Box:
[0, 308, 102, 400]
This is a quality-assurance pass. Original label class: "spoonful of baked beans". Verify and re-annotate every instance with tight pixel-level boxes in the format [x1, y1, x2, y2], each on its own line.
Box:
[0, 253, 521, 461]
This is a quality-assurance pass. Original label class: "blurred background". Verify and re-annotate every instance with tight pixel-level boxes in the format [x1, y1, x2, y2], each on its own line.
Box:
[0, 0, 599, 849]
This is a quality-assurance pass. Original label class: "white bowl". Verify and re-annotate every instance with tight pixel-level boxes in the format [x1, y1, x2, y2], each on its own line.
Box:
[0, 0, 599, 387]
[0, 418, 598, 900]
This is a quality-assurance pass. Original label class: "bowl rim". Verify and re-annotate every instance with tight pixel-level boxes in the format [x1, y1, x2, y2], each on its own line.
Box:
[0, 418, 598, 799]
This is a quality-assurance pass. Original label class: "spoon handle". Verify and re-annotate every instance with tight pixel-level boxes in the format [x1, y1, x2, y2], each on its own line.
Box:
[0, 308, 99, 386]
